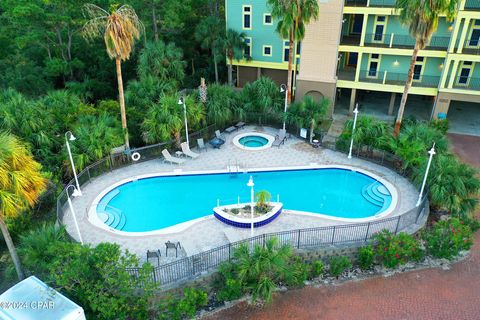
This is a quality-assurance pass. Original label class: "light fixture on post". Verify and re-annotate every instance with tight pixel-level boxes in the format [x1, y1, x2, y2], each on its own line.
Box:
[178, 97, 189, 146]
[416, 144, 436, 207]
[280, 84, 288, 130]
[348, 104, 359, 159]
[65, 131, 82, 196]
[393, 60, 399, 66]
[66, 185, 84, 244]
[247, 176, 255, 237]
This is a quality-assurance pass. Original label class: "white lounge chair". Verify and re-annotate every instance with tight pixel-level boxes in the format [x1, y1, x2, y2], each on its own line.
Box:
[162, 149, 186, 164]
[181, 142, 199, 159]
[197, 138, 207, 152]
[272, 129, 286, 147]
[215, 130, 225, 140]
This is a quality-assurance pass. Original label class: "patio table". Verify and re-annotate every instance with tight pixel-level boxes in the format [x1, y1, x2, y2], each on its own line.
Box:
[209, 137, 225, 148]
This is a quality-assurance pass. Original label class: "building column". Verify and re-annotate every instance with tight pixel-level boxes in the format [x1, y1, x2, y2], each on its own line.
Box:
[432, 95, 451, 119]
[448, 59, 460, 88]
[388, 93, 396, 115]
[349, 89, 357, 115]
[355, 53, 363, 82]
[439, 57, 452, 89]
[257, 67, 261, 79]
[448, 17, 462, 53]
[360, 14, 369, 46]
[457, 17, 471, 53]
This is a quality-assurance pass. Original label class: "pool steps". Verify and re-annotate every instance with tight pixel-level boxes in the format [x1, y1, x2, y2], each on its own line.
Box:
[361, 182, 391, 209]
[96, 189, 127, 230]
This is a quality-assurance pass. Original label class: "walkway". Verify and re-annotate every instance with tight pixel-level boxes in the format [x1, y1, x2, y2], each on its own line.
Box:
[204, 134, 480, 320]
[63, 126, 418, 264]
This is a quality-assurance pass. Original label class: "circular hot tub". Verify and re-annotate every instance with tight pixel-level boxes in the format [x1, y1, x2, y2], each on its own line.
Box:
[233, 132, 275, 150]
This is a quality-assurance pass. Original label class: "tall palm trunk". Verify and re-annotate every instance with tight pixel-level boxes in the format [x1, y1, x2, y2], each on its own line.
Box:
[213, 48, 219, 83]
[286, 32, 295, 104]
[116, 58, 130, 149]
[228, 57, 233, 86]
[0, 217, 24, 280]
[394, 40, 420, 137]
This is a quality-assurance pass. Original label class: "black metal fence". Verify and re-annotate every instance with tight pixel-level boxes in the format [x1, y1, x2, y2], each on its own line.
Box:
[57, 119, 430, 287]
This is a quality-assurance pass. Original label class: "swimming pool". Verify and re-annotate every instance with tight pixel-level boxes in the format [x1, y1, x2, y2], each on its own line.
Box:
[93, 167, 395, 234]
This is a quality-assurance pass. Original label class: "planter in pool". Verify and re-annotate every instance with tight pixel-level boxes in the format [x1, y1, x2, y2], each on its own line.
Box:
[213, 202, 283, 228]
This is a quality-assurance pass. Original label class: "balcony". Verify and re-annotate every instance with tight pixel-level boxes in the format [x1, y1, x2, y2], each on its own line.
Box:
[364, 34, 450, 50]
[464, 0, 480, 10]
[357, 70, 440, 88]
[452, 77, 480, 91]
[338, 69, 356, 81]
[462, 38, 480, 55]
[340, 34, 361, 45]
[344, 0, 396, 7]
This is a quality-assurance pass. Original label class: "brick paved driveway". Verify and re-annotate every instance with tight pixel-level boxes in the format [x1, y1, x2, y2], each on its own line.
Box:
[204, 134, 480, 320]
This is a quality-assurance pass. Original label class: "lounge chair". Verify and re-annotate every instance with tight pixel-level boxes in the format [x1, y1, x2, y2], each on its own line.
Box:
[162, 149, 186, 164]
[181, 142, 199, 159]
[272, 129, 286, 147]
[215, 130, 225, 140]
[165, 241, 182, 258]
[197, 138, 207, 152]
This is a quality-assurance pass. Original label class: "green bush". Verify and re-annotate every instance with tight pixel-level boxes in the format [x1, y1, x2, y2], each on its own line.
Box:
[158, 288, 208, 320]
[308, 260, 325, 279]
[374, 230, 424, 269]
[283, 256, 308, 287]
[430, 119, 449, 134]
[329, 256, 352, 278]
[423, 218, 473, 260]
[217, 278, 243, 302]
[357, 245, 375, 270]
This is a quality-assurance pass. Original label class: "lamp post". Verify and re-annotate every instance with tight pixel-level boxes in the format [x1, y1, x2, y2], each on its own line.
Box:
[416, 144, 436, 207]
[178, 97, 189, 146]
[66, 185, 84, 244]
[280, 84, 288, 130]
[65, 131, 82, 196]
[247, 176, 255, 237]
[347, 104, 359, 159]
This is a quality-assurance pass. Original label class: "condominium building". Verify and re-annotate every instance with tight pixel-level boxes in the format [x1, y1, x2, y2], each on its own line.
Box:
[226, 0, 480, 133]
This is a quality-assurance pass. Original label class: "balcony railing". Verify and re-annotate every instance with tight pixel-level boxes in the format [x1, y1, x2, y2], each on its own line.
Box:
[337, 69, 356, 81]
[357, 70, 440, 88]
[340, 34, 361, 46]
[462, 38, 480, 55]
[464, 0, 480, 10]
[452, 77, 480, 91]
[364, 33, 450, 50]
[344, 0, 396, 7]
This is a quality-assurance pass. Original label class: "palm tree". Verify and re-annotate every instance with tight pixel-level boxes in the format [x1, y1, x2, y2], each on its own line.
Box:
[205, 84, 241, 126]
[82, 4, 143, 149]
[224, 29, 247, 86]
[268, 0, 319, 104]
[0, 132, 46, 280]
[255, 190, 272, 210]
[195, 17, 224, 83]
[287, 95, 330, 143]
[393, 0, 458, 137]
[142, 94, 205, 145]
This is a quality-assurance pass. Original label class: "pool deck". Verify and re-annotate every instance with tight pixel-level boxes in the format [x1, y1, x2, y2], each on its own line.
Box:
[63, 126, 419, 265]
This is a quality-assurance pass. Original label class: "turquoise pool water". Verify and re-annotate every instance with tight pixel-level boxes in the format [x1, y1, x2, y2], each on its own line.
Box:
[239, 135, 269, 148]
[96, 168, 393, 232]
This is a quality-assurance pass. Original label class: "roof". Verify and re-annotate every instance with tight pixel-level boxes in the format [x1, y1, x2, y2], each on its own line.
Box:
[0, 276, 86, 320]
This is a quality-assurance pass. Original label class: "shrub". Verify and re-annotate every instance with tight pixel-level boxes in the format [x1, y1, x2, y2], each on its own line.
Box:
[357, 245, 375, 270]
[158, 288, 208, 320]
[217, 278, 243, 302]
[374, 230, 423, 268]
[283, 256, 308, 287]
[430, 119, 449, 134]
[337, 115, 391, 151]
[308, 260, 325, 279]
[423, 218, 473, 260]
[329, 256, 352, 278]
[230, 208, 239, 215]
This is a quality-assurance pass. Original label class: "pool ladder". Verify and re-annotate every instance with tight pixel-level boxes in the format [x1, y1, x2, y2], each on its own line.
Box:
[227, 159, 242, 173]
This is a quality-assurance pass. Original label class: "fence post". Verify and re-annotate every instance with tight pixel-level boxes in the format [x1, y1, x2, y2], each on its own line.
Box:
[394, 216, 401, 234]
[152, 268, 157, 283]
[331, 226, 336, 244]
[192, 256, 195, 275]
[297, 229, 301, 248]
[263, 234, 266, 248]
[108, 155, 114, 172]
[364, 222, 371, 241]
[87, 167, 91, 182]
[228, 243, 231, 260]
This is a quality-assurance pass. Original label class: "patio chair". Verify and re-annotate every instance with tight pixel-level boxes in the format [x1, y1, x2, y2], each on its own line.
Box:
[165, 241, 182, 258]
[181, 142, 199, 159]
[272, 129, 286, 147]
[161, 149, 186, 164]
[146, 250, 161, 266]
[197, 138, 207, 152]
[215, 130, 225, 140]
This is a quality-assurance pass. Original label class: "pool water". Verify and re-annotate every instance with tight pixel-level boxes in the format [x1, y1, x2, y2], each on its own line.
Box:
[97, 168, 393, 233]
[239, 135, 269, 148]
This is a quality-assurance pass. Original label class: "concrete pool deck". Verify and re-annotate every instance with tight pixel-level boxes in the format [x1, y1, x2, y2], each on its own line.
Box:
[62, 126, 419, 264]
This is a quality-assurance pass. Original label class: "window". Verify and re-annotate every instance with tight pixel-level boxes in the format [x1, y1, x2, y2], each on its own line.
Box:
[373, 16, 387, 43]
[367, 53, 381, 78]
[264, 13, 272, 25]
[296, 41, 301, 55]
[243, 6, 252, 30]
[283, 41, 290, 62]
[467, 20, 480, 47]
[244, 37, 252, 57]
[457, 61, 474, 85]
[413, 56, 426, 81]
[263, 45, 272, 56]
